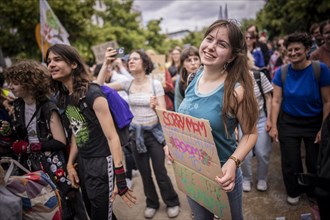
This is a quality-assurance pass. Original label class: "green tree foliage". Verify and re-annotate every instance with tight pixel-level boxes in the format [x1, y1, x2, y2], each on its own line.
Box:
[144, 19, 168, 53]
[253, 0, 330, 39]
[182, 31, 203, 49]
[0, 0, 176, 63]
[0, 0, 95, 60]
[100, 0, 146, 54]
[0, 0, 40, 59]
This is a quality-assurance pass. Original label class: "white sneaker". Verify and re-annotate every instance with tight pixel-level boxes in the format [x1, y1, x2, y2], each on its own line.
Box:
[144, 207, 157, 219]
[257, 180, 268, 191]
[287, 196, 300, 205]
[167, 206, 180, 218]
[126, 178, 133, 189]
[242, 180, 252, 192]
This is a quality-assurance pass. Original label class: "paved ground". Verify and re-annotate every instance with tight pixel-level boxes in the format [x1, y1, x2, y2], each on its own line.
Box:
[113, 142, 319, 220]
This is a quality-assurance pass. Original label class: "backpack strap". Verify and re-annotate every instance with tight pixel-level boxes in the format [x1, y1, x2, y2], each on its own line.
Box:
[38, 101, 58, 141]
[280, 64, 289, 85]
[78, 84, 99, 124]
[151, 78, 156, 96]
[127, 78, 157, 96]
[281, 61, 321, 85]
[127, 79, 133, 96]
[253, 70, 267, 116]
[187, 72, 197, 86]
[311, 60, 321, 82]
[253, 71, 262, 93]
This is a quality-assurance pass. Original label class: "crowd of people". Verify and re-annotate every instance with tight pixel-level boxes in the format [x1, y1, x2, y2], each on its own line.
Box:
[0, 18, 330, 220]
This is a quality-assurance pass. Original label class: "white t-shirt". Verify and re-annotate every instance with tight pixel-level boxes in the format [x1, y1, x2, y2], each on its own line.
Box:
[122, 77, 164, 126]
[25, 103, 39, 143]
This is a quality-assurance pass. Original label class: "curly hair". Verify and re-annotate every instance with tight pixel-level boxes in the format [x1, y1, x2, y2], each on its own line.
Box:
[129, 50, 154, 75]
[284, 32, 312, 49]
[3, 60, 51, 103]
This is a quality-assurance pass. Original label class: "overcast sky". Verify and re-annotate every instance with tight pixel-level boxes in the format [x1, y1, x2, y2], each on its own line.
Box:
[133, 0, 266, 33]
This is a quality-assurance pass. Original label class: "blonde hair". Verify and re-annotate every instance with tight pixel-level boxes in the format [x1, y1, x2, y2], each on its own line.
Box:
[247, 51, 255, 69]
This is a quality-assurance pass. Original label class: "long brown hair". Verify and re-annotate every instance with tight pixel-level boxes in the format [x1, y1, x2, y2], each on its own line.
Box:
[204, 20, 258, 133]
[45, 44, 91, 107]
[179, 46, 200, 96]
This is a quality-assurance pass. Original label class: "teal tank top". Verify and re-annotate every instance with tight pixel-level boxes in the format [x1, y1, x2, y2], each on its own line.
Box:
[178, 67, 238, 163]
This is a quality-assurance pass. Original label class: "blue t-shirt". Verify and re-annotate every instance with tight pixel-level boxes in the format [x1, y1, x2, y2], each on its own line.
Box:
[178, 67, 238, 163]
[272, 62, 330, 117]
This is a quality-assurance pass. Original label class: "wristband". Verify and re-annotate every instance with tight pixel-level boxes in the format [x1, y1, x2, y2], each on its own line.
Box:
[114, 166, 128, 196]
[229, 155, 241, 168]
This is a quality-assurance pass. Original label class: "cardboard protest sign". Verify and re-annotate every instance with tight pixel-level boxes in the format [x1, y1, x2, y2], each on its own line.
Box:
[149, 54, 166, 87]
[92, 41, 118, 64]
[156, 109, 231, 219]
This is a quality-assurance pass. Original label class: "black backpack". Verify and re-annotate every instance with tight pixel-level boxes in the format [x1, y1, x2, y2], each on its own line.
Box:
[252, 70, 268, 116]
[78, 84, 131, 147]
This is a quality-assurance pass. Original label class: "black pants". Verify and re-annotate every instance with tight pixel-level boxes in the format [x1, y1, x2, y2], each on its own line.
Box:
[317, 196, 330, 219]
[131, 131, 180, 209]
[78, 155, 114, 220]
[123, 143, 137, 179]
[278, 111, 322, 198]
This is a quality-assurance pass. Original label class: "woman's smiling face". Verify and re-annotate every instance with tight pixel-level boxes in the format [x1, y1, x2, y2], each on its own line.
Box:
[199, 26, 233, 69]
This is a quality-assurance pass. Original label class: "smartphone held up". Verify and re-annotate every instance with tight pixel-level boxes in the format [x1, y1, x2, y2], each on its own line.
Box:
[115, 47, 125, 58]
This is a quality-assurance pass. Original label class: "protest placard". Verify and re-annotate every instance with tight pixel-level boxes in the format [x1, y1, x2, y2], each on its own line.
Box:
[92, 41, 118, 64]
[149, 54, 166, 86]
[156, 109, 231, 219]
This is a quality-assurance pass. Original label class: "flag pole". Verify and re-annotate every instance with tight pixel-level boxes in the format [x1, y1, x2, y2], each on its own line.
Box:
[39, 0, 44, 63]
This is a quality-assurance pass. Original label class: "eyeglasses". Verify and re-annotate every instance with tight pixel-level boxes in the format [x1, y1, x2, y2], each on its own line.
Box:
[128, 57, 140, 62]
[245, 36, 254, 40]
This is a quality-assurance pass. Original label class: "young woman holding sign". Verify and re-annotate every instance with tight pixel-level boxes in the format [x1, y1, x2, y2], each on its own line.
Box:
[177, 20, 258, 220]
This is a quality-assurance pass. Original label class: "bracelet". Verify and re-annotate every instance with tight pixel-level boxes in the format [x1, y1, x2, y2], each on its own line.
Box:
[229, 155, 241, 168]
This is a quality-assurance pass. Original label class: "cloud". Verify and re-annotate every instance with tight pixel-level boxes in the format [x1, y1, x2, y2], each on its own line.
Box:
[134, 0, 176, 11]
[133, 0, 266, 33]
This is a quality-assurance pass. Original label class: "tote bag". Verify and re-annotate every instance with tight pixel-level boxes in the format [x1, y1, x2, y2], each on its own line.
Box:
[4, 158, 62, 220]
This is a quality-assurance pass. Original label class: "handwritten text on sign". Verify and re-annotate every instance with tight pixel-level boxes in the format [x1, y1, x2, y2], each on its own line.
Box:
[156, 109, 230, 219]
[161, 111, 208, 137]
[157, 109, 222, 179]
[174, 163, 230, 219]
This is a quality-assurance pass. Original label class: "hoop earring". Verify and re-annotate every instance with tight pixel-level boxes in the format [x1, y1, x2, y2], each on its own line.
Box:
[222, 62, 228, 73]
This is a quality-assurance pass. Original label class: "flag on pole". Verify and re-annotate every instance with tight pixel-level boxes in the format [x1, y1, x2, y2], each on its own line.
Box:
[39, 0, 70, 46]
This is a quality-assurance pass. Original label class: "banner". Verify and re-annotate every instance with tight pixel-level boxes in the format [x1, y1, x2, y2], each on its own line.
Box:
[39, 0, 70, 58]
[156, 109, 231, 219]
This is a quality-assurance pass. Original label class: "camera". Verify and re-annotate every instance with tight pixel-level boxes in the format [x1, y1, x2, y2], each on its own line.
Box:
[115, 47, 125, 58]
